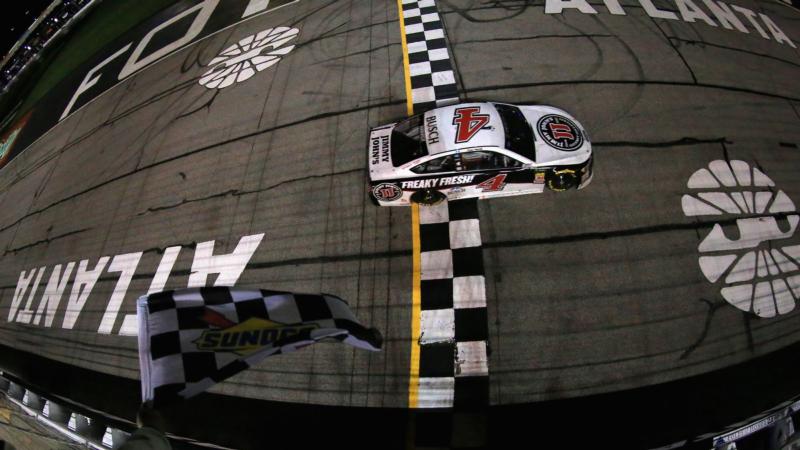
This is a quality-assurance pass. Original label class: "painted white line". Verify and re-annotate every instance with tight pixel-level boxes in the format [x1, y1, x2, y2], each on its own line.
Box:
[449, 218, 481, 249]
[427, 47, 449, 61]
[453, 276, 486, 309]
[420, 249, 453, 280]
[411, 86, 436, 103]
[456, 341, 488, 377]
[406, 40, 428, 54]
[417, 377, 454, 408]
[409, 61, 432, 77]
[243, 0, 272, 17]
[418, 201, 449, 224]
[423, 29, 444, 40]
[420, 309, 454, 344]
[432, 70, 456, 86]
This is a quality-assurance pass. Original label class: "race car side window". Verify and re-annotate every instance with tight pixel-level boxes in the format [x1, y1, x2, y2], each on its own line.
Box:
[460, 151, 522, 171]
[410, 154, 458, 174]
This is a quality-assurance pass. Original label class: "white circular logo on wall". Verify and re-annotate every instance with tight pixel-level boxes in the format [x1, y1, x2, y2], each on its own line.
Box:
[199, 27, 299, 89]
[682, 160, 800, 318]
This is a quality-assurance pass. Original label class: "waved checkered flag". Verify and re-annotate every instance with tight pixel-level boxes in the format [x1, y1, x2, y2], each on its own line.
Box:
[137, 287, 382, 405]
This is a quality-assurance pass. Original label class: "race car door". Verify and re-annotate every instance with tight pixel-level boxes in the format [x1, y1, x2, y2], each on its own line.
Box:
[456, 150, 536, 200]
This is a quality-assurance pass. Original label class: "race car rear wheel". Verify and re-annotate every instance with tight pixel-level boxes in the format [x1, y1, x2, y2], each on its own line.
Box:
[546, 169, 578, 192]
[411, 189, 446, 205]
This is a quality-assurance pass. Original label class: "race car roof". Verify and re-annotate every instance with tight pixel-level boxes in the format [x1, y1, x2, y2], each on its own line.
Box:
[423, 102, 506, 155]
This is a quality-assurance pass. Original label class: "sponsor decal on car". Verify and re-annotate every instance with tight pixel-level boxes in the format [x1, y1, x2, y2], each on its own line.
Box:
[534, 172, 546, 184]
[537, 114, 583, 151]
[425, 114, 439, 145]
[371, 135, 390, 165]
[452, 106, 490, 143]
[477, 174, 507, 192]
[400, 174, 477, 190]
[372, 183, 403, 201]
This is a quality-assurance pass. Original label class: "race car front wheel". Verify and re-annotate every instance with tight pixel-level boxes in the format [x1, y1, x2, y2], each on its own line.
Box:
[411, 189, 446, 205]
[546, 169, 578, 192]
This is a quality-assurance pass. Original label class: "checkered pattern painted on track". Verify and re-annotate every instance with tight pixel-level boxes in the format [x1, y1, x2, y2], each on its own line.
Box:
[400, 0, 459, 111]
[398, 0, 490, 447]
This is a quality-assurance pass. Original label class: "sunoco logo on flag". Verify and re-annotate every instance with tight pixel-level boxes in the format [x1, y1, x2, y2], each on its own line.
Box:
[137, 287, 382, 405]
[194, 313, 319, 356]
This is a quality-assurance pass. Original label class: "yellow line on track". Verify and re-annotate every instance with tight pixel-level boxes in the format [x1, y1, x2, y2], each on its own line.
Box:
[409, 203, 421, 409]
[397, 0, 420, 409]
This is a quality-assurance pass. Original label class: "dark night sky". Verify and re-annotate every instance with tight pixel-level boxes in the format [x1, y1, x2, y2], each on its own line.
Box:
[0, 0, 53, 57]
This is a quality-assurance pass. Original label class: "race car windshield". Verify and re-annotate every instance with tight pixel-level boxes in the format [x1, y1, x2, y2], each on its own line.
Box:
[391, 114, 428, 167]
[494, 104, 536, 161]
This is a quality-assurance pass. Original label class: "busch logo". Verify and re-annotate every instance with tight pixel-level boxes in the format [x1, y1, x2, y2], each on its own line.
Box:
[452, 107, 490, 143]
[682, 160, 800, 318]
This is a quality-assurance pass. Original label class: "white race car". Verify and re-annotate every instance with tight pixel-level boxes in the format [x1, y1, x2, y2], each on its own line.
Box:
[368, 102, 593, 205]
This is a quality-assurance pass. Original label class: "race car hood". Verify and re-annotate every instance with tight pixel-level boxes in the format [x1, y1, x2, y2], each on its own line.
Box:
[518, 105, 592, 166]
[423, 103, 505, 155]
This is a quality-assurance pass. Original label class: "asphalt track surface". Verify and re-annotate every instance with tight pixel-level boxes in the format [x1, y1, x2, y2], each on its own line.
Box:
[0, 0, 799, 448]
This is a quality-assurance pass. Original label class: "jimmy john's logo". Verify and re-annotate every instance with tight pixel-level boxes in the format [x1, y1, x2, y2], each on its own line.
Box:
[537, 114, 583, 152]
[194, 314, 318, 355]
[372, 183, 402, 201]
[371, 135, 390, 165]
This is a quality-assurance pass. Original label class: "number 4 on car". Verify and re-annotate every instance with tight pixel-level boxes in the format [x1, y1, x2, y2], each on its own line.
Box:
[367, 102, 594, 206]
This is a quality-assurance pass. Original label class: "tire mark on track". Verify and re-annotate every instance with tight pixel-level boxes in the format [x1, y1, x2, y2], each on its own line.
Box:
[0, 328, 137, 353]
[0, 99, 404, 236]
[7, 342, 139, 373]
[456, 33, 615, 45]
[0, 246, 411, 290]
[484, 212, 796, 249]
[313, 42, 395, 64]
[134, 169, 362, 216]
[670, 38, 800, 70]
[438, 0, 533, 22]
[679, 298, 728, 360]
[464, 79, 800, 102]
[652, 18, 699, 84]
[3, 227, 91, 256]
[593, 136, 728, 147]
[496, 315, 800, 376]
